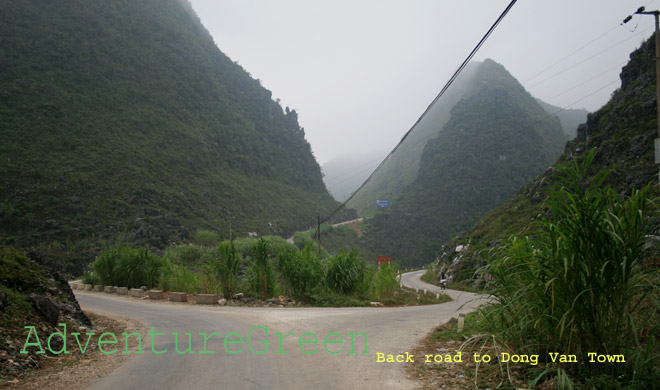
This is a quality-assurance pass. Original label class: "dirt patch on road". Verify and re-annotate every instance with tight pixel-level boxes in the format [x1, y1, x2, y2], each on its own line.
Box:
[1, 312, 147, 389]
[406, 321, 532, 389]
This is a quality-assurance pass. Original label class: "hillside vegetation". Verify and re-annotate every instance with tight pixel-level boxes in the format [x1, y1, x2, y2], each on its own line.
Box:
[430, 36, 660, 388]
[363, 59, 566, 266]
[0, 0, 337, 273]
[441, 36, 659, 281]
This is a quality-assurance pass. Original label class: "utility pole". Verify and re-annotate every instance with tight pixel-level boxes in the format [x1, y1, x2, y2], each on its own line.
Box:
[624, 6, 660, 179]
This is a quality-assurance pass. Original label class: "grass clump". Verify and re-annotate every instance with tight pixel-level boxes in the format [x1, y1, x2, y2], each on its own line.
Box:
[479, 151, 659, 388]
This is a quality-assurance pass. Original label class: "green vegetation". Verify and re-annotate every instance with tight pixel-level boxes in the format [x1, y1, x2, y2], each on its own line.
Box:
[354, 60, 566, 267]
[479, 154, 659, 387]
[347, 63, 482, 215]
[325, 249, 371, 296]
[420, 265, 437, 285]
[248, 238, 275, 300]
[84, 238, 440, 307]
[277, 243, 324, 301]
[91, 246, 164, 289]
[441, 35, 660, 284]
[0, 0, 337, 275]
[213, 242, 241, 299]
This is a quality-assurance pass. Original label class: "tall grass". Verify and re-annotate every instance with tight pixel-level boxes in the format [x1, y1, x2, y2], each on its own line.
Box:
[372, 263, 399, 300]
[91, 246, 163, 289]
[213, 242, 241, 298]
[159, 260, 198, 293]
[277, 242, 324, 299]
[325, 249, 370, 296]
[249, 238, 275, 300]
[481, 152, 658, 386]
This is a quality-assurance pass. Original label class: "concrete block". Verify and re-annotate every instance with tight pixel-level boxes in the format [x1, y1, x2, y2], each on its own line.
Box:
[130, 288, 144, 298]
[104, 286, 116, 294]
[196, 294, 218, 305]
[93, 285, 103, 292]
[84, 284, 93, 290]
[169, 292, 187, 302]
[148, 290, 164, 300]
[116, 287, 128, 295]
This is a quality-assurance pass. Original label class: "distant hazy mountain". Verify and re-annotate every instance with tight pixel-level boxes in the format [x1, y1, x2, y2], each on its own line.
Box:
[536, 99, 588, 139]
[322, 150, 388, 202]
[362, 59, 566, 266]
[0, 0, 337, 271]
[345, 63, 481, 215]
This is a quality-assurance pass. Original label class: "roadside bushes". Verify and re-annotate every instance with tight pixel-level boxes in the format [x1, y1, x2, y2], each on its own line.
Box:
[247, 238, 275, 300]
[91, 246, 163, 289]
[159, 260, 198, 293]
[88, 238, 401, 306]
[214, 242, 241, 299]
[277, 243, 324, 300]
[481, 153, 659, 387]
[325, 249, 370, 296]
[372, 263, 399, 300]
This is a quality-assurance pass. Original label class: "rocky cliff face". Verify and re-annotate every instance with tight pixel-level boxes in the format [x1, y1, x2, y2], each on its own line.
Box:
[1, 247, 91, 379]
[439, 35, 659, 281]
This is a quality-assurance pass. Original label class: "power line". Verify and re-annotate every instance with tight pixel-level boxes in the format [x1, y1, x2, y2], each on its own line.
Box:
[526, 27, 652, 89]
[317, 0, 518, 226]
[545, 61, 626, 101]
[522, 25, 620, 84]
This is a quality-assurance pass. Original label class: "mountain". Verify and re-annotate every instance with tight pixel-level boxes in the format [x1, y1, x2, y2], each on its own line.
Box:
[0, 0, 337, 273]
[440, 35, 659, 280]
[361, 59, 566, 266]
[322, 150, 387, 202]
[536, 99, 588, 139]
[345, 63, 481, 216]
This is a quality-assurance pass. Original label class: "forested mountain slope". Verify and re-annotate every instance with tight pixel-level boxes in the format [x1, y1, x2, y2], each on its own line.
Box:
[0, 0, 337, 272]
[363, 59, 566, 266]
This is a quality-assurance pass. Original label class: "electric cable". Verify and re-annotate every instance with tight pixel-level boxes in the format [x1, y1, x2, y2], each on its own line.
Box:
[313, 0, 519, 234]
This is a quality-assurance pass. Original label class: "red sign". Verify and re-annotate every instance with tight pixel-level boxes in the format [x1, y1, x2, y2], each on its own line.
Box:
[377, 256, 391, 266]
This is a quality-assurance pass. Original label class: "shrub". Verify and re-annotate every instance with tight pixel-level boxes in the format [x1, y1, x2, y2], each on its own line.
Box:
[372, 263, 399, 300]
[277, 243, 324, 300]
[293, 231, 313, 250]
[93, 246, 163, 289]
[325, 249, 370, 296]
[159, 260, 198, 293]
[248, 238, 275, 300]
[80, 270, 100, 286]
[481, 152, 659, 386]
[163, 244, 208, 266]
[193, 229, 220, 247]
[213, 242, 241, 299]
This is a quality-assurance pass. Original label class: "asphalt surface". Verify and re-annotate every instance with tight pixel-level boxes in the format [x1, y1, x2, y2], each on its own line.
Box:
[75, 270, 481, 389]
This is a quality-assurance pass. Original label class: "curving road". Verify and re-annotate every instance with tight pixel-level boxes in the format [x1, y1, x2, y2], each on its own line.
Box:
[74, 271, 481, 389]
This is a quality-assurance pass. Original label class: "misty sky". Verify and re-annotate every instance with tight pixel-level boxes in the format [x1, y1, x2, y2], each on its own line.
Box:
[188, 0, 657, 164]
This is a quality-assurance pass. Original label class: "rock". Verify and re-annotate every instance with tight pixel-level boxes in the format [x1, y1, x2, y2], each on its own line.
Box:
[29, 294, 60, 326]
[267, 297, 280, 304]
[217, 298, 227, 305]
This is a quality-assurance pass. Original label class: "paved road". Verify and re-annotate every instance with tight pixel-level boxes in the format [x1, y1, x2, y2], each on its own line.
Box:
[75, 271, 481, 389]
